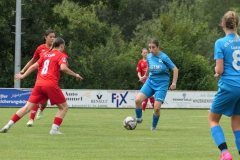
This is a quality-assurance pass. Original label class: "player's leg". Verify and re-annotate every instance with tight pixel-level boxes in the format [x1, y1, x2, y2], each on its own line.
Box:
[26, 104, 39, 126]
[36, 100, 48, 120]
[44, 86, 67, 134]
[150, 90, 167, 130]
[0, 102, 37, 133]
[232, 115, 240, 157]
[231, 97, 240, 157]
[26, 88, 48, 126]
[50, 102, 68, 134]
[208, 82, 236, 159]
[135, 83, 153, 124]
[150, 96, 155, 108]
[142, 98, 148, 112]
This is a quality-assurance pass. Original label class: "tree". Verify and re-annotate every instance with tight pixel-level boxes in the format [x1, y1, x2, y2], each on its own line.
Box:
[95, 0, 173, 41]
[53, 0, 111, 89]
[131, 0, 217, 90]
[0, 0, 17, 87]
[20, 0, 69, 88]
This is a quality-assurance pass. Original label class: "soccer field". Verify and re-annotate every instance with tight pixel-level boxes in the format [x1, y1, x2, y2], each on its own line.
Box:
[0, 108, 238, 160]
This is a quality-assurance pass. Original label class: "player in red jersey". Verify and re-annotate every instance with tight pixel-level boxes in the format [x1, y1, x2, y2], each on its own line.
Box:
[20, 30, 55, 126]
[20, 30, 68, 127]
[136, 48, 154, 112]
[0, 37, 82, 134]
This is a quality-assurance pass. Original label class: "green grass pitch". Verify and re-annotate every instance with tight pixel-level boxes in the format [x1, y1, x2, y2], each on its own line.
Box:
[0, 108, 238, 160]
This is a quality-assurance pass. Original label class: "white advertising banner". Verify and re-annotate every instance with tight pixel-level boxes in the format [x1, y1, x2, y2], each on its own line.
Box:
[46, 90, 216, 109]
[160, 91, 215, 109]
[52, 90, 140, 108]
[0, 88, 215, 109]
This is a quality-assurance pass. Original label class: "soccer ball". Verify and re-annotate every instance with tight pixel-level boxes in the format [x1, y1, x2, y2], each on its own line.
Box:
[123, 116, 137, 130]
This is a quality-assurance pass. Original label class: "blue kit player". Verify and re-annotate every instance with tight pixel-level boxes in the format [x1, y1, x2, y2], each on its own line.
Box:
[208, 11, 240, 160]
[135, 39, 179, 130]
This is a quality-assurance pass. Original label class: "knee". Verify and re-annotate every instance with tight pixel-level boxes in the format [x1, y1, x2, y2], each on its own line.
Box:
[62, 105, 68, 112]
[154, 107, 160, 113]
[135, 98, 142, 105]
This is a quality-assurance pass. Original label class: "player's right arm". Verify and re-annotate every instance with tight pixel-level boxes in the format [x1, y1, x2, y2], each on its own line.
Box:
[137, 61, 143, 81]
[139, 66, 149, 82]
[15, 62, 39, 80]
[20, 45, 43, 73]
[20, 58, 37, 74]
[137, 72, 142, 80]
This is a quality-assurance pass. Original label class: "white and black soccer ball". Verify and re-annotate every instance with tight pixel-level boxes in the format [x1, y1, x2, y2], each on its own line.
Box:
[123, 116, 137, 130]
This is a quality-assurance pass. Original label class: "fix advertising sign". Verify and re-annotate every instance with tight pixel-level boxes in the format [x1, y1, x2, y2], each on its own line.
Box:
[108, 90, 136, 108]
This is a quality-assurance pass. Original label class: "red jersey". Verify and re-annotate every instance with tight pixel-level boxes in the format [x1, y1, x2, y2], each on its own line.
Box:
[33, 44, 50, 60]
[40, 49, 68, 59]
[136, 59, 148, 83]
[35, 50, 67, 86]
[33, 43, 68, 59]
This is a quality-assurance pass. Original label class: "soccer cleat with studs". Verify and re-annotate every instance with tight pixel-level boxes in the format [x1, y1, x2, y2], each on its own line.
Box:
[26, 120, 34, 127]
[220, 150, 232, 160]
[136, 118, 143, 124]
[50, 129, 63, 135]
[0, 126, 10, 133]
[151, 126, 156, 131]
[36, 109, 43, 120]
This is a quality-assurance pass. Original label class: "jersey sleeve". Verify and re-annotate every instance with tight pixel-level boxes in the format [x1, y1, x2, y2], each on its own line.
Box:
[37, 54, 44, 66]
[58, 54, 68, 66]
[163, 55, 176, 69]
[214, 40, 224, 60]
[136, 60, 141, 72]
[33, 46, 42, 60]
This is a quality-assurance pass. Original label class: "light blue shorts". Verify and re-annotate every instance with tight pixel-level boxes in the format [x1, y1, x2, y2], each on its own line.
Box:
[140, 82, 168, 103]
[210, 81, 240, 117]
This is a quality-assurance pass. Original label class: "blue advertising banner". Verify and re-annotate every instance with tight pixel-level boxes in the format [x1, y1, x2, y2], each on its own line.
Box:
[0, 88, 31, 107]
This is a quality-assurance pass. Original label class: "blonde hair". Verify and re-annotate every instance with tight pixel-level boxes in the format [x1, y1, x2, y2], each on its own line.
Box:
[222, 11, 239, 38]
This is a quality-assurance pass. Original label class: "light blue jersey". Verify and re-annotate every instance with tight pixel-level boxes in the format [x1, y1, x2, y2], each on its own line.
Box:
[214, 34, 240, 87]
[140, 52, 176, 102]
[211, 34, 240, 116]
[146, 52, 176, 89]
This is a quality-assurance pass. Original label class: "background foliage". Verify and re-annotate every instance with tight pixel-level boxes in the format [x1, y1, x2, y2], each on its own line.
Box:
[0, 0, 239, 90]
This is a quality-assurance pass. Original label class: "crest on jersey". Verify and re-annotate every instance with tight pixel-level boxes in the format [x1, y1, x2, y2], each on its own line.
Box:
[62, 57, 67, 62]
[159, 59, 163, 63]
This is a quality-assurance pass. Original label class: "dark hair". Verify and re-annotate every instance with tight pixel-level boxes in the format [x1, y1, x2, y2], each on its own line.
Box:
[148, 39, 159, 47]
[50, 37, 65, 50]
[141, 48, 148, 53]
[43, 30, 55, 44]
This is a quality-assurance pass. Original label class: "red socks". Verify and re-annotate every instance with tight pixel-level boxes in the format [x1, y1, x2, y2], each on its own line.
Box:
[150, 97, 155, 108]
[11, 114, 20, 123]
[53, 117, 63, 126]
[142, 99, 148, 111]
[29, 105, 39, 120]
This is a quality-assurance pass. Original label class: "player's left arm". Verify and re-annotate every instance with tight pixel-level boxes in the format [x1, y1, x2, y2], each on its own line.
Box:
[61, 64, 83, 81]
[214, 59, 223, 77]
[163, 56, 178, 90]
[169, 67, 178, 90]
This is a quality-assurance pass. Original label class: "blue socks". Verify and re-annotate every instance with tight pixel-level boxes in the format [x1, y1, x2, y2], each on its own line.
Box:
[211, 126, 227, 153]
[135, 108, 142, 118]
[234, 130, 240, 153]
[152, 114, 160, 127]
